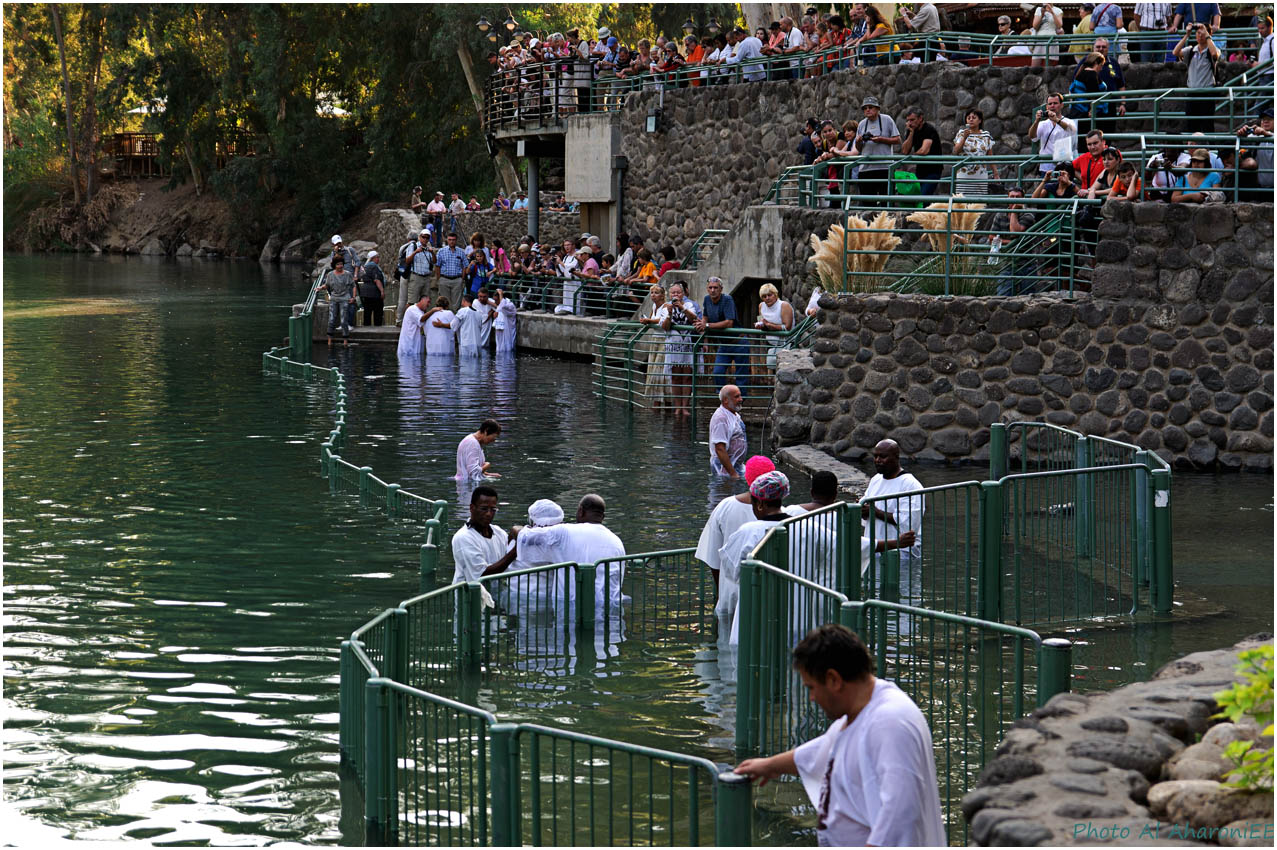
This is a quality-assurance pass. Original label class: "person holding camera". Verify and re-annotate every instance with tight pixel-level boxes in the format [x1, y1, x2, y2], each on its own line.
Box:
[850, 96, 901, 205]
[1029, 92, 1078, 178]
[1173, 21, 1221, 135]
[1236, 107, 1274, 195]
[954, 109, 998, 196]
[1033, 163, 1079, 200]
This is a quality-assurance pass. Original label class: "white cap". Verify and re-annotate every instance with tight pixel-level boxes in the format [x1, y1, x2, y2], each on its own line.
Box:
[527, 499, 564, 527]
[367, 250, 378, 259]
[331, 234, 342, 245]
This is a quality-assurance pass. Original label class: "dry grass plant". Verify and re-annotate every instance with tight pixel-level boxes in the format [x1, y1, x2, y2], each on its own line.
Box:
[905, 199, 987, 253]
[807, 212, 903, 293]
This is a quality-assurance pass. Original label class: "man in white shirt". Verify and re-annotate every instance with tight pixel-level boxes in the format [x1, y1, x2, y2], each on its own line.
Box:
[556, 238, 581, 315]
[473, 288, 497, 347]
[862, 439, 924, 605]
[734, 624, 946, 847]
[725, 27, 766, 82]
[454, 419, 501, 482]
[425, 191, 447, 246]
[1028, 91, 1078, 175]
[516, 494, 627, 613]
[777, 16, 807, 78]
[451, 485, 518, 584]
[709, 384, 748, 478]
[396, 292, 430, 360]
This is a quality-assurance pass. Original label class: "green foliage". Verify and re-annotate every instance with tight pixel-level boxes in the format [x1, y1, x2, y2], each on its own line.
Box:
[1214, 645, 1274, 791]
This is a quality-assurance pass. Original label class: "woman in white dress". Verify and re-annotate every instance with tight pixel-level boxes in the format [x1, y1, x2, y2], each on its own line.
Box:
[1030, 3, 1064, 68]
[638, 283, 669, 408]
[660, 282, 700, 419]
[953, 109, 998, 197]
[493, 288, 517, 353]
[754, 282, 795, 379]
[425, 296, 456, 356]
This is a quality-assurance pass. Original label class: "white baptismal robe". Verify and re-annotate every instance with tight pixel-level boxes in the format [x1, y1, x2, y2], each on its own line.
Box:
[694, 496, 758, 619]
[861, 472, 925, 562]
[474, 302, 495, 347]
[454, 434, 486, 482]
[396, 304, 426, 359]
[450, 523, 509, 585]
[452, 305, 481, 353]
[793, 680, 946, 847]
[425, 309, 456, 356]
[517, 522, 627, 612]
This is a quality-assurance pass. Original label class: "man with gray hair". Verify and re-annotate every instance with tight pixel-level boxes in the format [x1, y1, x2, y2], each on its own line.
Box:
[709, 384, 747, 479]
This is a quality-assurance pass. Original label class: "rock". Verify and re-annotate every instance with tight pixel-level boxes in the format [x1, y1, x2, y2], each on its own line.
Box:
[176, 243, 194, 257]
[1219, 819, 1276, 847]
[988, 818, 1053, 846]
[1049, 772, 1108, 795]
[978, 755, 1044, 786]
[279, 237, 315, 264]
[259, 233, 283, 264]
[139, 236, 166, 256]
[1153, 779, 1275, 830]
[1066, 738, 1165, 779]
[1081, 716, 1130, 734]
[1203, 723, 1259, 748]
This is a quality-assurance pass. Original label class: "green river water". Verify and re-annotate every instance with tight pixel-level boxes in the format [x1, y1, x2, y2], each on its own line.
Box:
[3, 255, 1272, 845]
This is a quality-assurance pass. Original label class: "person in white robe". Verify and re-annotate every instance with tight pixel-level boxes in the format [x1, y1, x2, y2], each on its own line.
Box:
[396, 293, 430, 359]
[450, 484, 517, 585]
[493, 288, 517, 353]
[425, 296, 456, 356]
[454, 419, 501, 482]
[506, 498, 572, 606]
[862, 439, 925, 605]
[474, 289, 497, 348]
[716, 471, 797, 645]
[516, 494, 627, 615]
[695, 455, 779, 622]
[452, 294, 482, 356]
[734, 624, 946, 847]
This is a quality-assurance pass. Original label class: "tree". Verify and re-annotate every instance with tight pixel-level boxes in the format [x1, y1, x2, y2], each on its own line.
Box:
[50, 4, 79, 203]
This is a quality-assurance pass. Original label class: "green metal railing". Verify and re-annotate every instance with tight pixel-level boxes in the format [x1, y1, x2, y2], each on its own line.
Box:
[1034, 82, 1276, 134]
[592, 315, 817, 417]
[490, 272, 642, 318]
[681, 229, 729, 271]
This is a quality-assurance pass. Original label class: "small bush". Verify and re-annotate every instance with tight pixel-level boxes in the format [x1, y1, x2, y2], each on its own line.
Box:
[1214, 644, 1274, 791]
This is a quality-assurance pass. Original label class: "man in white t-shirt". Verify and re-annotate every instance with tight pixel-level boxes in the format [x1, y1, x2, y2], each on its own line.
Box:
[1028, 91, 1077, 175]
[862, 439, 925, 605]
[735, 624, 946, 846]
[709, 384, 748, 478]
[451, 484, 518, 584]
[454, 419, 501, 482]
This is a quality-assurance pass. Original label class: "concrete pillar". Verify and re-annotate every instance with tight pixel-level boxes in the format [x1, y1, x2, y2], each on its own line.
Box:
[527, 156, 540, 242]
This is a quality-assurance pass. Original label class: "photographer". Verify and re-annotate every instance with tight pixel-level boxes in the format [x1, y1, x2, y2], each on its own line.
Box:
[1033, 163, 1079, 200]
[1173, 22, 1221, 135]
[1029, 92, 1078, 178]
[850, 96, 901, 206]
[1236, 107, 1274, 197]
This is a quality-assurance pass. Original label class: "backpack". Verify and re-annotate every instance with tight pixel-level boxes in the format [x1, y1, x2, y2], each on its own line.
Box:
[397, 240, 415, 279]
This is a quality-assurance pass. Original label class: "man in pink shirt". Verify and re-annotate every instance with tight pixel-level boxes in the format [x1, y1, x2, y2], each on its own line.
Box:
[455, 419, 502, 481]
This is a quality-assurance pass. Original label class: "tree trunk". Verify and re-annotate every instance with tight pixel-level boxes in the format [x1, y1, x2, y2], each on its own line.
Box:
[81, 9, 105, 202]
[50, 4, 80, 205]
[183, 132, 203, 195]
[455, 39, 521, 195]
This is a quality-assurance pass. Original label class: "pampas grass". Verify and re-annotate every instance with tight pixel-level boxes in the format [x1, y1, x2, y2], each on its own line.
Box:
[807, 212, 903, 293]
[905, 199, 987, 253]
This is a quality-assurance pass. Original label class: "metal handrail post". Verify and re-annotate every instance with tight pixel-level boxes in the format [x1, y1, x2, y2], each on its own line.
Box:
[1151, 469, 1174, 615]
[989, 423, 1007, 481]
[363, 677, 395, 846]
[359, 466, 372, 504]
[459, 583, 483, 672]
[836, 502, 860, 600]
[339, 640, 353, 765]
[1074, 438, 1094, 559]
[1036, 638, 1073, 706]
[1133, 450, 1151, 589]
[489, 723, 520, 846]
[978, 481, 1004, 623]
[715, 772, 753, 846]
[735, 558, 760, 757]
[385, 483, 400, 519]
[575, 563, 595, 634]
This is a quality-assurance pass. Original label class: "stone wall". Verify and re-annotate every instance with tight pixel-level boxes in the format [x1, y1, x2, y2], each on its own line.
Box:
[771, 203, 1274, 471]
[616, 61, 1242, 252]
[445, 210, 581, 252]
[963, 635, 1273, 846]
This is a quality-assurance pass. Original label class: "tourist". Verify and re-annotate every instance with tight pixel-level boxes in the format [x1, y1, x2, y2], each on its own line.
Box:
[754, 283, 794, 380]
[901, 107, 943, 196]
[1238, 108, 1274, 192]
[516, 494, 628, 613]
[329, 234, 360, 273]
[953, 109, 998, 196]
[696, 455, 779, 617]
[1171, 147, 1223, 202]
[1113, 159, 1144, 200]
[511, 191, 528, 211]
[1031, 3, 1065, 67]
[455, 420, 501, 482]
[358, 250, 386, 326]
[1033, 162, 1080, 199]
[862, 439, 924, 603]
[1072, 129, 1108, 188]
[1131, 4, 1175, 63]
[806, 286, 824, 317]
[1067, 52, 1109, 136]
[425, 295, 456, 357]
[493, 288, 517, 353]
[792, 469, 839, 514]
[448, 192, 466, 235]
[396, 292, 430, 359]
[813, 119, 847, 205]
[1072, 38, 1127, 135]
[1171, 3, 1222, 34]
[451, 484, 517, 583]
[1174, 22, 1222, 135]
[614, 233, 637, 281]
[434, 232, 468, 310]
[697, 276, 750, 391]
[850, 97, 901, 203]
[1085, 147, 1125, 200]
[452, 292, 482, 356]
[986, 186, 1040, 296]
[464, 245, 495, 298]
[1254, 17, 1274, 109]
[797, 118, 820, 165]
[398, 228, 434, 329]
[709, 383, 748, 479]
[733, 624, 946, 846]
[661, 282, 699, 418]
[616, 38, 653, 78]
[321, 256, 357, 346]
[425, 192, 446, 246]
[725, 27, 766, 82]
[1028, 92, 1078, 179]
[994, 14, 1018, 54]
[775, 16, 807, 78]
[638, 284, 670, 406]
[857, 5, 894, 66]
[410, 185, 425, 213]
[491, 239, 512, 275]
[656, 245, 680, 277]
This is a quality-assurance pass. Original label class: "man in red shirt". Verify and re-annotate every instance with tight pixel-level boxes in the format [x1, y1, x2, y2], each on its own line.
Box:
[1072, 129, 1107, 188]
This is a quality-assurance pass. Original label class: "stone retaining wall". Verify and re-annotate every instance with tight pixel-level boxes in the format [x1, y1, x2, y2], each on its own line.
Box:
[771, 203, 1274, 471]
[445, 210, 581, 253]
[617, 61, 1245, 251]
[963, 635, 1273, 846]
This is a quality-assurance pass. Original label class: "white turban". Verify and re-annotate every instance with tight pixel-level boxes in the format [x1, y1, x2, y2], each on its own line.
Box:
[527, 499, 565, 527]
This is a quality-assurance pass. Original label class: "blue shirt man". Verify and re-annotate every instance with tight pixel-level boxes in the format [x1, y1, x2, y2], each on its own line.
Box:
[696, 276, 751, 392]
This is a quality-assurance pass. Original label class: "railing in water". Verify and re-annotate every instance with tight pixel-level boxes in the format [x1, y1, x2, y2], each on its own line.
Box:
[592, 317, 817, 417]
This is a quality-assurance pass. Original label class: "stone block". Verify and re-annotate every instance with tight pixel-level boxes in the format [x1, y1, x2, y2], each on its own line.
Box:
[1193, 206, 1236, 242]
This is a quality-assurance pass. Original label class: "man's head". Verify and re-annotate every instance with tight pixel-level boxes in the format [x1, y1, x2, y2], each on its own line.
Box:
[749, 470, 791, 514]
[861, 95, 880, 120]
[562, 238, 576, 255]
[904, 107, 925, 130]
[1007, 185, 1026, 205]
[1085, 129, 1105, 156]
[477, 418, 501, 445]
[997, 15, 1012, 33]
[706, 275, 725, 302]
[1260, 108, 1274, 132]
[872, 439, 902, 477]
[419, 228, 431, 243]
[793, 624, 875, 719]
[469, 484, 500, 531]
[719, 383, 742, 412]
[415, 292, 430, 309]
[447, 233, 458, 246]
[1194, 21, 1211, 45]
[577, 493, 606, 523]
[477, 288, 490, 303]
[331, 234, 343, 249]
[849, 4, 866, 22]
[1045, 92, 1064, 114]
[1101, 147, 1122, 168]
[1260, 16, 1273, 39]
[780, 16, 794, 32]
[810, 470, 839, 505]
[1092, 37, 1109, 57]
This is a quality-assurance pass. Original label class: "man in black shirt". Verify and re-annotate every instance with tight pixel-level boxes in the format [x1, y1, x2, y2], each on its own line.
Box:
[797, 118, 820, 165]
[901, 107, 944, 196]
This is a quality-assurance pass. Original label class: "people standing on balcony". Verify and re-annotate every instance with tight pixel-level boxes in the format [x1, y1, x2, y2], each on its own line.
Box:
[656, 245, 680, 277]
[813, 119, 846, 206]
[660, 282, 700, 418]
[725, 27, 766, 82]
[1068, 49, 1111, 135]
[1090, 3, 1125, 45]
[614, 233, 637, 282]
[850, 97, 901, 204]
[1131, 4, 1175, 63]
[1084, 146, 1125, 200]
[410, 185, 426, 214]
[798, 118, 821, 165]
[1031, 3, 1065, 67]
[434, 232, 468, 312]
[425, 192, 446, 245]
[398, 228, 434, 328]
[1072, 38, 1127, 135]
[846, 5, 869, 61]
[1032, 162, 1080, 199]
[733, 624, 945, 847]
[617, 38, 653, 79]
[697, 277, 750, 393]
[900, 2, 942, 60]
[754, 283, 795, 380]
[358, 251, 386, 327]
[1171, 3, 1222, 36]
[448, 192, 466, 235]
[901, 107, 943, 195]
[683, 34, 705, 86]
[425, 296, 456, 357]
[1174, 21, 1222, 135]
[953, 108, 997, 196]
[857, 6, 894, 66]
[638, 284, 669, 406]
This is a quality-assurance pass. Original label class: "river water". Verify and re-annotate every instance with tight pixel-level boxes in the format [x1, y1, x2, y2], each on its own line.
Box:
[3, 255, 1273, 845]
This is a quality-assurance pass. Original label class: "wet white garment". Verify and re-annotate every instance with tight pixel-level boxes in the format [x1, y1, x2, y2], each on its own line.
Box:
[695, 495, 757, 619]
[861, 472, 925, 563]
[450, 522, 509, 584]
[452, 305, 481, 354]
[717, 517, 784, 644]
[425, 309, 456, 356]
[474, 300, 495, 347]
[517, 522, 627, 612]
[794, 680, 946, 847]
[494, 298, 517, 352]
[708, 405, 747, 476]
[396, 304, 426, 359]
[454, 434, 486, 482]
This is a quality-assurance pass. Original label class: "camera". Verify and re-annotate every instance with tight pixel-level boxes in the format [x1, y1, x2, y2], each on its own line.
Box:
[1048, 170, 1060, 179]
[1239, 125, 1256, 137]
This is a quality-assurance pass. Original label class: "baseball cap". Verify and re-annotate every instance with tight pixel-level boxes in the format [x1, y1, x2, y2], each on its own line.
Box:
[367, 250, 378, 259]
[331, 234, 342, 245]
